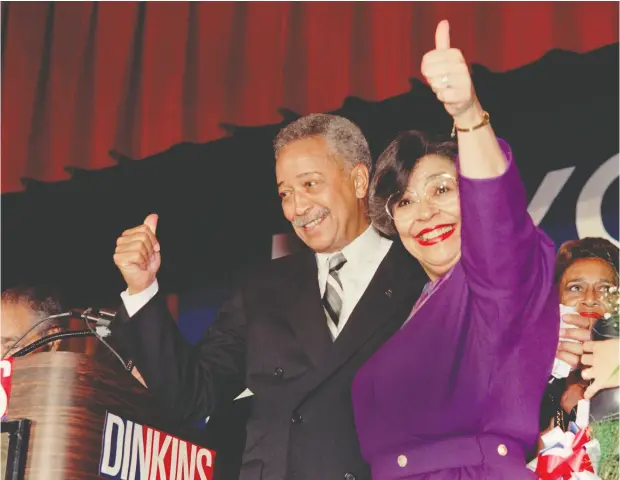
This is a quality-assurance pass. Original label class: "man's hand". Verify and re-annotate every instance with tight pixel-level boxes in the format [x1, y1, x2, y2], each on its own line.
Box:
[556, 314, 591, 369]
[113, 214, 161, 294]
[421, 20, 477, 121]
[581, 338, 620, 399]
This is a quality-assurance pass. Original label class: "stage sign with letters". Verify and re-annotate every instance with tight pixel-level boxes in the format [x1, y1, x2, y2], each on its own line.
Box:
[99, 411, 215, 480]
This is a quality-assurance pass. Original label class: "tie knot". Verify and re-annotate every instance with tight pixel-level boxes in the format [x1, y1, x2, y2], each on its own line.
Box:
[328, 253, 347, 273]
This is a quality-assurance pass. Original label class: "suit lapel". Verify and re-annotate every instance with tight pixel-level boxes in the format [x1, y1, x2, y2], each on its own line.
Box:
[282, 250, 334, 368]
[303, 242, 427, 393]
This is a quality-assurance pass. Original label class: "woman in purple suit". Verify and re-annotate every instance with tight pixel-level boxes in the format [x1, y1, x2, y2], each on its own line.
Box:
[351, 20, 560, 479]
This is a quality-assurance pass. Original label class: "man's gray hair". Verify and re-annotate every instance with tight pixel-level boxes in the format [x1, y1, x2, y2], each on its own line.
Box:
[1, 286, 63, 327]
[273, 113, 372, 171]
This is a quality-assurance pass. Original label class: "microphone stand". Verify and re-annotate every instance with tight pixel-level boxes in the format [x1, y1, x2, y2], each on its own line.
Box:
[12, 330, 95, 357]
[5, 307, 133, 373]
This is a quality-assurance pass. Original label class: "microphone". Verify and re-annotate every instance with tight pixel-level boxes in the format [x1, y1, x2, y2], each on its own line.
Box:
[4, 307, 131, 374]
[72, 308, 134, 371]
[72, 308, 116, 327]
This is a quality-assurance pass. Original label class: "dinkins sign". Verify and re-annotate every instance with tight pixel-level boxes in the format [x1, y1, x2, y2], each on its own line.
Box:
[99, 412, 215, 480]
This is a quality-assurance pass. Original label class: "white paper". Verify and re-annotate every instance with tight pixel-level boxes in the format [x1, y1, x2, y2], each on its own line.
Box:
[559, 304, 579, 342]
[575, 399, 590, 428]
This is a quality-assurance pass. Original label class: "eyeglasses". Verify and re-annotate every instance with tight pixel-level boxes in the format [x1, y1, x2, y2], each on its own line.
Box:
[385, 173, 458, 222]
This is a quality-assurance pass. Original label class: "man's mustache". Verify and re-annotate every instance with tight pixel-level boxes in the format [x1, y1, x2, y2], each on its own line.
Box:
[292, 208, 329, 228]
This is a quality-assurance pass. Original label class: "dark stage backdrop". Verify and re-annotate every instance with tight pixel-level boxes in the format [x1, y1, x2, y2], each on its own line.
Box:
[1, 2, 618, 192]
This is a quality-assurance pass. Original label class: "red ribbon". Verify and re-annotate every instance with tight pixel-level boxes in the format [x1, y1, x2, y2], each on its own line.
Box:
[535, 428, 595, 479]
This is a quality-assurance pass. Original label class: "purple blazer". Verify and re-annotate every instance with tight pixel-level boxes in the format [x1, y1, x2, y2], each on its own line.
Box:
[351, 141, 559, 479]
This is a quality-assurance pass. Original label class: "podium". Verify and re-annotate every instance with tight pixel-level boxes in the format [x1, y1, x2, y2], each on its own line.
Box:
[2, 352, 185, 480]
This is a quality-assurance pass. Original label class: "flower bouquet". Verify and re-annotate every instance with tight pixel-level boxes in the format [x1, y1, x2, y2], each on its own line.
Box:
[590, 418, 619, 480]
[588, 285, 619, 479]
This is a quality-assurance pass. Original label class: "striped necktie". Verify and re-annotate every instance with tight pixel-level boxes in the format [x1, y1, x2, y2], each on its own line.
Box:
[323, 253, 347, 327]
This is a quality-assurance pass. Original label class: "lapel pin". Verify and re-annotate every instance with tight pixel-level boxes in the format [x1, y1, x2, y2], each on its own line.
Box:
[385, 289, 392, 298]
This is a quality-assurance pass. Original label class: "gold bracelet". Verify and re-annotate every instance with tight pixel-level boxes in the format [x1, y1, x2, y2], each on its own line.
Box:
[451, 110, 491, 138]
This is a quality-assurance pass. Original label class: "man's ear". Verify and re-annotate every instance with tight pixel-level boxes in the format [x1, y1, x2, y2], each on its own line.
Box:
[351, 163, 370, 199]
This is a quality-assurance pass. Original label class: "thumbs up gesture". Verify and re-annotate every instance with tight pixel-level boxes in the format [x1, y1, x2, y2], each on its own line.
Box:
[113, 213, 161, 294]
[421, 20, 478, 120]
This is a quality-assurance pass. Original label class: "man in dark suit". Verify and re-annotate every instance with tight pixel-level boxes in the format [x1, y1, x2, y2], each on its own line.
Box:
[111, 113, 427, 480]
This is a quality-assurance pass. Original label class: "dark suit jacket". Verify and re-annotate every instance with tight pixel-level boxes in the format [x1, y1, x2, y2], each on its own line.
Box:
[112, 241, 427, 480]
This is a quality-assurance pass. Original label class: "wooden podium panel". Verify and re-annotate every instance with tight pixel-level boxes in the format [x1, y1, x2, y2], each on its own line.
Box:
[5, 352, 163, 480]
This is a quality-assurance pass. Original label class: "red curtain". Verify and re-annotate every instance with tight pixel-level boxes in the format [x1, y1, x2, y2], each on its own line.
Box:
[2, 1, 617, 193]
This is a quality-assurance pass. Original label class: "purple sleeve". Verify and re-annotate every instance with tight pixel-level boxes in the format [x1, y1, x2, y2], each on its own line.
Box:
[457, 139, 557, 313]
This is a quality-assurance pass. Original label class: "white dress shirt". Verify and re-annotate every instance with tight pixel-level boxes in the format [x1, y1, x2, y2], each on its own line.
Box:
[122, 226, 393, 340]
[121, 278, 159, 317]
[315, 226, 392, 340]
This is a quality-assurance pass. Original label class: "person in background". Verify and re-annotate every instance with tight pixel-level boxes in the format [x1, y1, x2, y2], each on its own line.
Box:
[541, 237, 619, 431]
[1, 286, 62, 358]
[351, 20, 559, 479]
[1, 285, 148, 389]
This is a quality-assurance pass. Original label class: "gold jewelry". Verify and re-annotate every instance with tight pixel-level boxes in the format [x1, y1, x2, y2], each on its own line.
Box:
[451, 110, 490, 138]
[555, 407, 565, 429]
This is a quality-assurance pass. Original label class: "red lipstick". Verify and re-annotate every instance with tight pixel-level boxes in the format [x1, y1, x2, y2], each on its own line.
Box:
[415, 224, 456, 246]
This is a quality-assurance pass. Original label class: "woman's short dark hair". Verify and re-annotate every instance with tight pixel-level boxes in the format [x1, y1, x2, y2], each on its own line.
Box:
[369, 130, 458, 236]
[554, 237, 619, 284]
